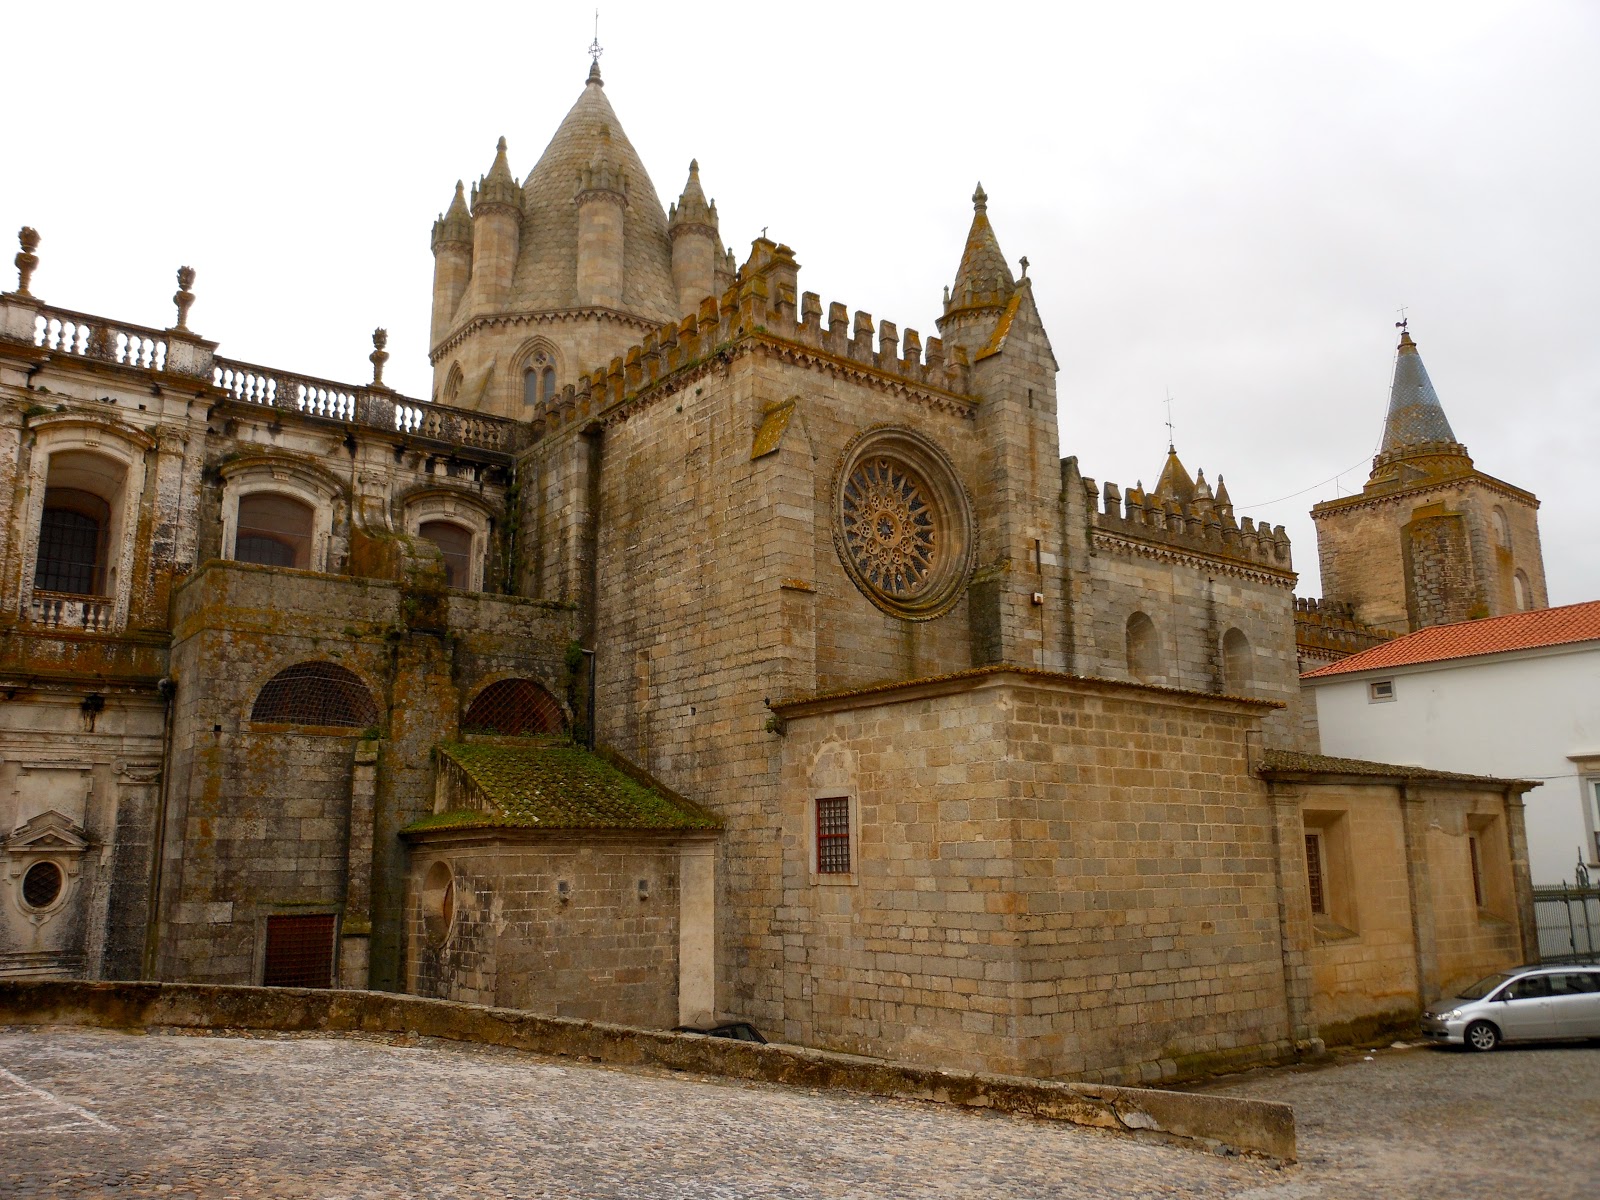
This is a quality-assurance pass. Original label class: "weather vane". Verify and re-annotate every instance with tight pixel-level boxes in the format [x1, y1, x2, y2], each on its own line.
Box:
[1164, 389, 1176, 453]
[1395, 305, 1408, 333]
[589, 9, 603, 65]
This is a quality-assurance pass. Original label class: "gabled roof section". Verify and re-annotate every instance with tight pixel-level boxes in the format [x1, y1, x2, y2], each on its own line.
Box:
[1380, 329, 1459, 453]
[408, 738, 720, 833]
[945, 183, 1016, 317]
[1303, 600, 1600, 678]
[511, 63, 680, 321]
[4, 810, 89, 853]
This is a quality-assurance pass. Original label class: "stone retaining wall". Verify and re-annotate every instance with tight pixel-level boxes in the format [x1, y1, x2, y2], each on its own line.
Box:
[0, 980, 1294, 1161]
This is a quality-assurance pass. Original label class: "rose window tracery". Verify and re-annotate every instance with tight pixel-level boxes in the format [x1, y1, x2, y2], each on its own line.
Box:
[831, 427, 975, 620]
[841, 458, 936, 598]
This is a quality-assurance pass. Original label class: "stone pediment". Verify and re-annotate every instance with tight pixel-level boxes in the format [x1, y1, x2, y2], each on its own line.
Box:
[5, 810, 89, 856]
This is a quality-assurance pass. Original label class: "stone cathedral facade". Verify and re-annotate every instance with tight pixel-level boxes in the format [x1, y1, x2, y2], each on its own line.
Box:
[0, 61, 1543, 1083]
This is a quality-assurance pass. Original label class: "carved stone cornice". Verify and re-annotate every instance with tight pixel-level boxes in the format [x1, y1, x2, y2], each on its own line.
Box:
[1091, 530, 1297, 587]
[430, 308, 665, 365]
[1312, 471, 1538, 518]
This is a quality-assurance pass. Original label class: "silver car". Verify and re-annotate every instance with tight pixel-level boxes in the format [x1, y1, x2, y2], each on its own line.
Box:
[1421, 965, 1600, 1051]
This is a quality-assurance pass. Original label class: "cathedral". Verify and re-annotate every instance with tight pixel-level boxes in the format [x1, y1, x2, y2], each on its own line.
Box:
[0, 59, 1546, 1083]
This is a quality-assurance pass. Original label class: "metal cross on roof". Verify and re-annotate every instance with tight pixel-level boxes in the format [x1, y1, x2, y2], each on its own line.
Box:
[589, 9, 603, 65]
[1395, 305, 1409, 332]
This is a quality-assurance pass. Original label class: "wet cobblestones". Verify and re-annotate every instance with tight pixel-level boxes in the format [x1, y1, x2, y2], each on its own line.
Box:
[0, 1028, 1593, 1198]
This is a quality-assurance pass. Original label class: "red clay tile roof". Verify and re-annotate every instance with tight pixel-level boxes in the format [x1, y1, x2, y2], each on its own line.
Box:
[1303, 600, 1600, 678]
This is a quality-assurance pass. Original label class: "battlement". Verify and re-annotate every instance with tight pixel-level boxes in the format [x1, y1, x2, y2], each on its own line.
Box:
[527, 238, 975, 438]
[1293, 596, 1400, 662]
[1082, 474, 1293, 573]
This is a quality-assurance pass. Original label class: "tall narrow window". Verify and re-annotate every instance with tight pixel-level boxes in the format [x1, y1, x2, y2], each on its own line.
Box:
[1513, 570, 1531, 611]
[816, 797, 851, 874]
[523, 368, 540, 407]
[1468, 835, 1484, 908]
[1221, 628, 1252, 693]
[541, 365, 556, 404]
[235, 493, 315, 569]
[419, 520, 474, 589]
[1304, 832, 1326, 915]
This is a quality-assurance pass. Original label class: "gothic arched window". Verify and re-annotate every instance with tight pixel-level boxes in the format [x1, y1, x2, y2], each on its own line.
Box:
[522, 352, 557, 407]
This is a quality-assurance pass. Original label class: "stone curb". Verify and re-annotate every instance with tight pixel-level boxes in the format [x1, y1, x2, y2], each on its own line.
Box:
[0, 981, 1295, 1161]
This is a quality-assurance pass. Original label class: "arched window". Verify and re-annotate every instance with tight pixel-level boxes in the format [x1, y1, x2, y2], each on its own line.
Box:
[1491, 507, 1511, 549]
[419, 520, 474, 589]
[462, 678, 565, 735]
[234, 493, 315, 569]
[1126, 612, 1161, 683]
[1222, 628, 1253, 693]
[1513, 570, 1531, 611]
[521, 352, 557, 407]
[34, 451, 126, 598]
[251, 661, 378, 729]
[441, 362, 464, 406]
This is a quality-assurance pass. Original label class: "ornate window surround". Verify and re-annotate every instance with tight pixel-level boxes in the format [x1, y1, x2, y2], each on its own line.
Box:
[19, 418, 154, 632]
[831, 426, 975, 620]
[219, 455, 341, 574]
[403, 487, 493, 592]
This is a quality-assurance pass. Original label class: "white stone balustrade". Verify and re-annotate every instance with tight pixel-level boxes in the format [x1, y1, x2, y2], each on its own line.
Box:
[29, 591, 115, 633]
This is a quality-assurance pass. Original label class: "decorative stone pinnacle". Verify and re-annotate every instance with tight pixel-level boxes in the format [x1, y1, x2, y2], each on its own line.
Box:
[369, 327, 391, 390]
[497, 135, 507, 153]
[1019, 256, 1029, 278]
[172, 265, 196, 331]
[13, 226, 40, 297]
[972, 183, 987, 212]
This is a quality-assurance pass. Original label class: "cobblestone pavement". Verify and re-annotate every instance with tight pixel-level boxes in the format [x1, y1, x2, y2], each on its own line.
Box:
[0, 1028, 1593, 1199]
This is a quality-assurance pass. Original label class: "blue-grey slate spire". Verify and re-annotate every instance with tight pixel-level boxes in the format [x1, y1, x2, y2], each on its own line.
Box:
[1380, 330, 1458, 452]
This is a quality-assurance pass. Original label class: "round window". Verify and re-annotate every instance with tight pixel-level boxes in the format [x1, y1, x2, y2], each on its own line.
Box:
[21, 861, 63, 910]
[833, 428, 975, 619]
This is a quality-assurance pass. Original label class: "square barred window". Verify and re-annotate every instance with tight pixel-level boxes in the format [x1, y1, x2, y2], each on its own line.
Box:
[816, 796, 851, 875]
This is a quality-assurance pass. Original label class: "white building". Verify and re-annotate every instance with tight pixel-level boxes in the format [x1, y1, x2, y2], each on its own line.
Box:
[1305, 601, 1600, 885]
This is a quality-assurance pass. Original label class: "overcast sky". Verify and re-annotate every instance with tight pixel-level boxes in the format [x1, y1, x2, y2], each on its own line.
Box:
[7, 1, 1596, 603]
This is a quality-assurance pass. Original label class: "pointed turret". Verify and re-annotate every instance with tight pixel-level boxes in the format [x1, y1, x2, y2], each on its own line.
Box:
[1380, 328, 1459, 454]
[668, 160, 719, 316]
[1152, 448, 1197, 505]
[465, 137, 524, 316]
[430, 181, 474, 346]
[937, 184, 1019, 359]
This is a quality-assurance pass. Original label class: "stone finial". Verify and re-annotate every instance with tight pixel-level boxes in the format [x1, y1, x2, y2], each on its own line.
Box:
[13, 227, 40, 297]
[369, 328, 390, 390]
[587, 58, 604, 87]
[972, 183, 987, 213]
[1019, 255, 1029, 279]
[172, 266, 196, 331]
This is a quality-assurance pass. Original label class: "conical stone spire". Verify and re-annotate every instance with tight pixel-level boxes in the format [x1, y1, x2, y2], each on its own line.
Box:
[474, 137, 522, 212]
[432, 181, 472, 249]
[1380, 329, 1459, 453]
[669, 159, 716, 230]
[944, 183, 1017, 316]
[1152, 447, 1197, 504]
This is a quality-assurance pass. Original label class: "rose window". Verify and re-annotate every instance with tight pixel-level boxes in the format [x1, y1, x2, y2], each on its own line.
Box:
[831, 428, 974, 620]
[841, 458, 937, 597]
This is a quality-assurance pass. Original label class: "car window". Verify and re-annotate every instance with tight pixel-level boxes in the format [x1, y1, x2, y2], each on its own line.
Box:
[1508, 975, 1552, 999]
[1458, 973, 1515, 1000]
[1554, 972, 1600, 994]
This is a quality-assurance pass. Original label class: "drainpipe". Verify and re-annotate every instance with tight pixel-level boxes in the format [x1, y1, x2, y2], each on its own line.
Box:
[582, 648, 596, 751]
[141, 675, 176, 979]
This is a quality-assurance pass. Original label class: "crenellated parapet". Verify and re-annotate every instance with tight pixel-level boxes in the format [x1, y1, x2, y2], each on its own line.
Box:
[1082, 473, 1294, 578]
[1293, 596, 1400, 665]
[526, 238, 978, 440]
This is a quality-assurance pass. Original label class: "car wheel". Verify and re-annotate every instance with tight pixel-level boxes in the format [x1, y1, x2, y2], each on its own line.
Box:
[1465, 1020, 1500, 1052]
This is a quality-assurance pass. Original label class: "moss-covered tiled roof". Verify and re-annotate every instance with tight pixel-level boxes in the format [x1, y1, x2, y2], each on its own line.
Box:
[1258, 749, 1536, 788]
[404, 738, 720, 834]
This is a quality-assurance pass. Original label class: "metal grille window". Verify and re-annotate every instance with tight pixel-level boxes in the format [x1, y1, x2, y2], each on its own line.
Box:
[21, 861, 63, 909]
[35, 491, 108, 595]
[1305, 833, 1326, 915]
[251, 661, 378, 728]
[261, 913, 335, 988]
[419, 520, 473, 590]
[462, 678, 565, 736]
[234, 493, 314, 570]
[816, 797, 851, 874]
[1469, 835, 1484, 908]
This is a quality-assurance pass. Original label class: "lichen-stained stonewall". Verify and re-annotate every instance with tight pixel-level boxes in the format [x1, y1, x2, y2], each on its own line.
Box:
[0, 53, 1544, 1086]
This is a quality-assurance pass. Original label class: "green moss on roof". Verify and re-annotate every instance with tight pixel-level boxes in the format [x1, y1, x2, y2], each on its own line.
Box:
[404, 738, 720, 833]
[1259, 749, 1535, 788]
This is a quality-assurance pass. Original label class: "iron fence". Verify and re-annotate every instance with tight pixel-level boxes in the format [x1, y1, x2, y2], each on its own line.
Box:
[1534, 884, 1600, 964]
